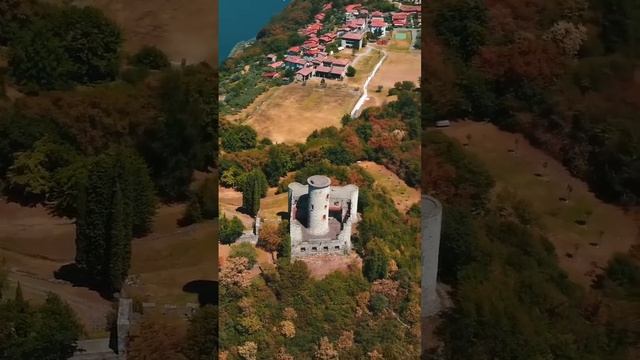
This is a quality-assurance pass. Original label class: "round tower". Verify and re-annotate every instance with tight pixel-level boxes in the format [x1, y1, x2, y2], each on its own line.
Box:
[307, 175, 331, 235]
[422, 195, 442, 317]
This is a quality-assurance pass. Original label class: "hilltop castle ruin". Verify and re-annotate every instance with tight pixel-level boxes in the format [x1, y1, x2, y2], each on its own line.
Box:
[287, 175, 358, 258]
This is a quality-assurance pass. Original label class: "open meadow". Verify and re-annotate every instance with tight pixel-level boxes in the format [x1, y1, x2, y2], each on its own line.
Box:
[68, 0, 216, 64]
[442, 121, 639, 286]
[358, 161, 420, 213]
[231, 81, 360, 143]
[0, 200, 217, 335]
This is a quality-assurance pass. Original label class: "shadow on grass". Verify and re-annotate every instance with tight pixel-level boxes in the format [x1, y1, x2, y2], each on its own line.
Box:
[183, 280, 218, 306]
[54, 263, 115, 300]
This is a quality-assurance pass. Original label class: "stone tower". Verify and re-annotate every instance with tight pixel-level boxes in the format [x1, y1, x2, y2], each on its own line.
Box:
[307, 175, 331, 235]
[422, 195, 442, 317]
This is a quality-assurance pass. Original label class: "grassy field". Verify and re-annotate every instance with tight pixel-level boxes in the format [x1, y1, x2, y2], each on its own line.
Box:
[358, 161, 420, 213]
[442, 121, 639, 286]
[363, 47, 420, 109]
[388, 30, 413, 52]
[0, 200, 217, 335]
[348, 48, 384, 86]
[219, 187, 288, 229]
[231, 81, 360, 144]
[69, 0, 216, 64]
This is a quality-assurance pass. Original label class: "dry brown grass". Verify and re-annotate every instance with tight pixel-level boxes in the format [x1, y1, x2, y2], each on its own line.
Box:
[442, 121, 640, 286]
[232, 81, 361, 144]
[0, 200, 217, 334]
[358, 161, 420, 213]
[70, 0, 216, 64]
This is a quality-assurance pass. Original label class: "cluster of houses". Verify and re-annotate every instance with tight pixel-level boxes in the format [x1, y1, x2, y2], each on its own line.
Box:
[262, 3, 421, 82]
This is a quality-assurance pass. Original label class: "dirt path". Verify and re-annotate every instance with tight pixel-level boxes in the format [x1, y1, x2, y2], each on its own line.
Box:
[350, 48, 387, 118]
[442, 121, 639, 286]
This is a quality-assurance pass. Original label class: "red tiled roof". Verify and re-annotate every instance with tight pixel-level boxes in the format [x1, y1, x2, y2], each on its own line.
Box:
[331, 66, 346, 75]
[393, 12, 409, 19]
[316, 65, 332, 73]
[285, 56, 307, 65]
[332, 58, 350, 67]
[371, 11, 384, 17]
[349, 18, 366, 27]
[399, 5, 421, 13]
[371, 19, 387, 27]
[306, 49, 321, 56]
[262, 72, 278, 78]
[341, 32, 365, 41]
[322, 3, 333, 11]
[345, 4, 362, 13]
[269, 61, 283, 68]
[288, 46, 301, 53]
[297, 67, 314, 76]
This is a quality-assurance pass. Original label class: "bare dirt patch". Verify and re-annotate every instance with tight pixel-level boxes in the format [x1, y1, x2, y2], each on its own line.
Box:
[358, 161, 420, 213]
[442, 121, 639, 286]
[232, 81, 360, 144]
[300, 252, 362, 279]
[71, 0, 216, 64]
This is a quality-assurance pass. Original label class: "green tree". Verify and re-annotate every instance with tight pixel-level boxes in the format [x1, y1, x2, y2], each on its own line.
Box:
[324, 144, 355, 165]
[220, 215, 244, 245]
[221, 124, 257, 152]
[363, 251, 388, 282]
[433, 0, 488, 61]
[264, 145, 293, 186]
[183, 191, 203, 226]
[0, 292, 83, 360]
[242, 169, 268, 216]
[230, 243, 258, 268]
[75, 147, 156, 293]
[346, 65, 356, 77]
[10, 5, 122, 89]
[183, 305, 218, 360]
[130, 46, 170, 70]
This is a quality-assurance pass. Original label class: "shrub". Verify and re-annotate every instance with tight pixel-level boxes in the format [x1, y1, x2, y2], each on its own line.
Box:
[130, 46, 170, 70]
[230, 242, 258, 268]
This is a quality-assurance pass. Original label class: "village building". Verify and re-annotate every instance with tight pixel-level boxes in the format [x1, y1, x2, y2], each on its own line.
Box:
[392, 12, 409, 27]
[370, 18, 388, 36]
[287, 46, 302, 56]
[295, 67, 314, 81]
[341, 31, 365, 49]
[344, 3, 363, 20]
[347, 18, 367, 31]
[284, 55, 308, 70]
[268, 61, 283, 69]
[266, 53, 278, 63]
[288, 175, 359, 258]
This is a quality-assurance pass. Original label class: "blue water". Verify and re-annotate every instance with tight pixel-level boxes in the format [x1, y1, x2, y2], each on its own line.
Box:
[219, 0, 291, 63]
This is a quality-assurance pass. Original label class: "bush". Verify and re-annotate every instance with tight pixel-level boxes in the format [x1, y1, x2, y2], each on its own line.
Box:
[220, 215, 244, 244]
[230, 242, 258, 268]
[221, 124, 257, 152]
[130, 46, 170, 70]
[10, 5, 122, 90]
[346, 65, 356, 77]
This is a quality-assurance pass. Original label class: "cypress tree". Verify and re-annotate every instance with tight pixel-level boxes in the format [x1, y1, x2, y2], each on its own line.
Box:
[242, 169, 265, 216]
[75, 147, 156, 293]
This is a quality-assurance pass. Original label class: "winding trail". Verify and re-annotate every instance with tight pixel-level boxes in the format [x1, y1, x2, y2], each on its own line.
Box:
[350, 47, 388, 118]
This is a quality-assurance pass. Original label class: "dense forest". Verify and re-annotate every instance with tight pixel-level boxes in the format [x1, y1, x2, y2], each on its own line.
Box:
[219, 84, 422, 358]
[423, 0, 640, 206]
[423, 130, 640, 359]
[0, 0, 217, 357]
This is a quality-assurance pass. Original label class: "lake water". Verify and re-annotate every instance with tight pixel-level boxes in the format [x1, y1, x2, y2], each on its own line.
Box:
[219, 0, 291, 63]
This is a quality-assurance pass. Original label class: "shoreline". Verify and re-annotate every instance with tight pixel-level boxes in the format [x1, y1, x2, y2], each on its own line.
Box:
[226, 38, 256, 61]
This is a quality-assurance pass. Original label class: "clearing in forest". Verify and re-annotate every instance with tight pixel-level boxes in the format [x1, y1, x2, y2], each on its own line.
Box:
[442, 121, 639, 286]
[0, 201, 217, 335]
[358, 161, 420, 213]
[233, 81, 360, 144]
